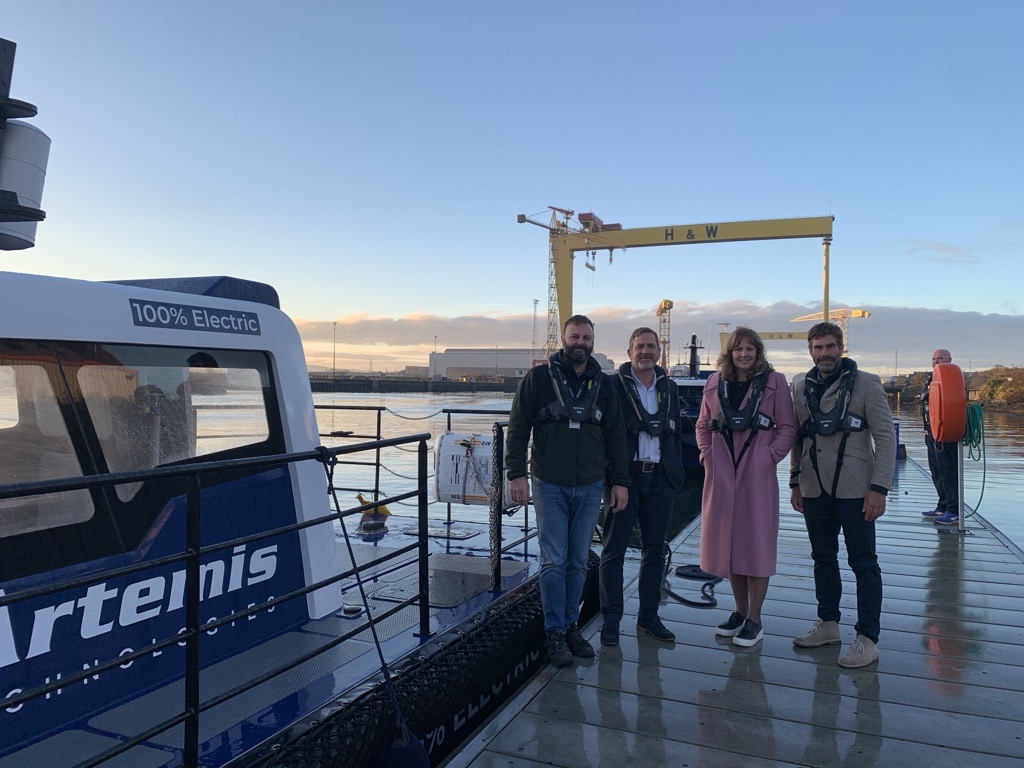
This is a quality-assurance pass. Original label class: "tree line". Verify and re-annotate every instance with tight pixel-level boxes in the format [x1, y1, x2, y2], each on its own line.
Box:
[898, 366, 1024, 412]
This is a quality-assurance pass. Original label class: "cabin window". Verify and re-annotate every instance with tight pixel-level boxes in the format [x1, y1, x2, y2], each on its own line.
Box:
[0, 366, 17, 428]
[77, 356, 272, 502]
[0, 340, 284, 581]
[190, 366, 271, 456]
[0, 363, 94, 539]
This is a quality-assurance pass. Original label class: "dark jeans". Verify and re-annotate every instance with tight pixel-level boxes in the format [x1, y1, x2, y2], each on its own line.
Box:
[801, 492, 883, 643]
[599, 464, 674, 623]
[925, 432, 959, 514]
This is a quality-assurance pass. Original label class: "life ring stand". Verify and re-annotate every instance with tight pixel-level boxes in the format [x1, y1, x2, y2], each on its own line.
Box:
[929, 363, 967, 442]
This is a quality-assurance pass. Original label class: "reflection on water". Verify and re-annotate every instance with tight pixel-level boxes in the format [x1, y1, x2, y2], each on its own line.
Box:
[801, 661, 882, 767]
[921, 533, 984, 694]
[695, 652, 776, 765]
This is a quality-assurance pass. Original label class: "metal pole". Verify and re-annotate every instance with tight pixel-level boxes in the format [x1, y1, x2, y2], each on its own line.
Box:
[184, 475, 202, 766]
[822, 237, 831, 321]
[490, 422, 504, 592]
[332, 321, 337, 378]
[418, 439, 431, 636]
[957, 438, 966, 534]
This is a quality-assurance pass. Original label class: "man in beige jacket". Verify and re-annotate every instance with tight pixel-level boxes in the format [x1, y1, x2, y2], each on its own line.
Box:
[789, 322, 896, 668]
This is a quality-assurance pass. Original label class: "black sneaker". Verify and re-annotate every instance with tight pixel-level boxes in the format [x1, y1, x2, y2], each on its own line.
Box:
[715, 611, 746, 638]
[732, 619, 764, 647]
[544, 630, 572, 667]
[565, 623, 595, 658]
[600, 619, 620, 647]
[636, 616, 676, 642]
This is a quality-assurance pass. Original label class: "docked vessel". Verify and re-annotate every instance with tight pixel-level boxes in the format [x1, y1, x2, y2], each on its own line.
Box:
[669, 333, 713, 468]
[0, 271, 554, 767]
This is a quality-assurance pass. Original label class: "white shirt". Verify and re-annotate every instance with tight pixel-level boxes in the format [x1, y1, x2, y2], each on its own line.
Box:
[631, 369, 662, 463]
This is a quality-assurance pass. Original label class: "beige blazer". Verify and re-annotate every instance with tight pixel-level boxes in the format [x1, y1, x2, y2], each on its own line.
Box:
[789, 366, 896, 499]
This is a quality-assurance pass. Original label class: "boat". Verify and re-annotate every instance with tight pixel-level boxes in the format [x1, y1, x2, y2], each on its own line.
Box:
[668, 333, 713, 468]
[0, 271, 563, 767]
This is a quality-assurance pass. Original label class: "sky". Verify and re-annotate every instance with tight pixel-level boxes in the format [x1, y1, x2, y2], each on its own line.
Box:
[2, 2, 1022, 379]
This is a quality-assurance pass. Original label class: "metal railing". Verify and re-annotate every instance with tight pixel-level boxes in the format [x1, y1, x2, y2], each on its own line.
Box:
[0, 434, 429, 768]
[314, 404, 540, 599]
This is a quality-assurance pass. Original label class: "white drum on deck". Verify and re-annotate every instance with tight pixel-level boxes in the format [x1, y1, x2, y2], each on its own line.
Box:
[434, 432, 513, 508]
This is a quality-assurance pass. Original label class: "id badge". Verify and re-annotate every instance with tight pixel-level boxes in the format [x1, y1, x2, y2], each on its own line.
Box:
[569, 420, 581, 430]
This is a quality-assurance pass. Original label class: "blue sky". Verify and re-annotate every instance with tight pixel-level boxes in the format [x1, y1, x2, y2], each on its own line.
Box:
[3, 2, 1022, 376]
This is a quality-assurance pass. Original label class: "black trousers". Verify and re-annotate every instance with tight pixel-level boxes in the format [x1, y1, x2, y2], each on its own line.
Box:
[925, 432, 959, 514]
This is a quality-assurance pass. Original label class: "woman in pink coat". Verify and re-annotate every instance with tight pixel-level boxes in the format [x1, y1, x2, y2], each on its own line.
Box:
[696, 327, 797, 647]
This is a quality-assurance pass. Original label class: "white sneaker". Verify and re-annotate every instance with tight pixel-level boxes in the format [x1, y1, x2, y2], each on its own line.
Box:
[838, 635, 879, 668]
[793, 619, 841, 647]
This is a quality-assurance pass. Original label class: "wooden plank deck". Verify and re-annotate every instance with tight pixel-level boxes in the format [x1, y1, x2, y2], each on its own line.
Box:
[444, 457, 1024, 767]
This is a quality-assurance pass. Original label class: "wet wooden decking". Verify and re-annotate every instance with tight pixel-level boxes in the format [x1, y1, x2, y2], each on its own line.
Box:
[444, 456, 1024, 767]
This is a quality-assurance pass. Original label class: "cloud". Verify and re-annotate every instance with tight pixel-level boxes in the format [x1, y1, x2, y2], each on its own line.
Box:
[295, 301, 1022, 378]
[901, 237, 980, 265]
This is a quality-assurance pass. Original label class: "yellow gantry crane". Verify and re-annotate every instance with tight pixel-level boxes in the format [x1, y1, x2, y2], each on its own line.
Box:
[656, 299, 673, 368]
[518, 208, 835, 353]
[791, 309, 870, 354]
[716, 310, 870, 353]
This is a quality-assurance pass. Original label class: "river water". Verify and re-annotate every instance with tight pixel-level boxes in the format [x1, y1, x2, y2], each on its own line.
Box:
[313, 392, 1024, 553]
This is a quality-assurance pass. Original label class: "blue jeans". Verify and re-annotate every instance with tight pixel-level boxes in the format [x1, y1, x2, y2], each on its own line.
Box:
[801, 492, 883, 643]
[599, 465, 674, 623]
[531, 477, 605, 633]
[926, 432, 959, 514]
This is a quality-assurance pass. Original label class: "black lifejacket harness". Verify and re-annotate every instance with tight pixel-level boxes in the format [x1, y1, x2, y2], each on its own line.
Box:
[535, 355, 603, 426]
[797, 360, 867, 497]
[618, 368, 676, 438]
[709, 370, 774, 468]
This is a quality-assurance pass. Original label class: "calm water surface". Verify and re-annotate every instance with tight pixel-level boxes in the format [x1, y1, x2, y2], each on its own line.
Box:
[313, 392, 1024, 553]
[892, 404, 1024, 552]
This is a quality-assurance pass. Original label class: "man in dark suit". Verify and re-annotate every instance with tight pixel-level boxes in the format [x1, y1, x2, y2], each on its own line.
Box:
[789, 322, 896, 668]
[599, 327, 686, 647]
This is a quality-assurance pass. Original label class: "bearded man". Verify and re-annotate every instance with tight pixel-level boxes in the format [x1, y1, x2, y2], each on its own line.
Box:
[507, 315, 630, 666]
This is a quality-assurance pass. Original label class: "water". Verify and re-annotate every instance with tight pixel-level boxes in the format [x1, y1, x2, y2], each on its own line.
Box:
[313, 392, 1024, 553]
[313, 391, 517, 523]
[892, 405, 1024, 551]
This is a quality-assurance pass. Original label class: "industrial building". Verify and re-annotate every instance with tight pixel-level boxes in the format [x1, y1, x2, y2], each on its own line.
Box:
[428, 348, 615, 382]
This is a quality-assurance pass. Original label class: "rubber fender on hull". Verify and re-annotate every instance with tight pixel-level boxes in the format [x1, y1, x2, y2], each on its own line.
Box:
[929, 363, 967, 442]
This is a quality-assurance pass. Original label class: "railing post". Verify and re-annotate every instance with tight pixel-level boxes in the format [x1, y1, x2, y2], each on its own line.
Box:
[374, 409, 383, 502]
[417, 439, 431, 637]
[489, 422, 504, 592]
[184, 474, 202, 767]
[445, 412, 454, 527]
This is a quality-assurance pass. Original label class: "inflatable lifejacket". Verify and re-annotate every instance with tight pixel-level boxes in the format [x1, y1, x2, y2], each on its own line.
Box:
[618, 366, 675, 436]
[798, 360, 865, 439]
[929, 363, 967, 442]
[711, 370, 774, 433]
[797, 359, 868, 497]
[536, 355, 603, 425]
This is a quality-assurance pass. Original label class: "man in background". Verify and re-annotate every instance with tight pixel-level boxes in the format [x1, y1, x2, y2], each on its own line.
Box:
[921, 348, 960, 526]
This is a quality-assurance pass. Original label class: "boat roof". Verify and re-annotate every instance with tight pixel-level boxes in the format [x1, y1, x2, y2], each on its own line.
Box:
[107, 276, 280, 309]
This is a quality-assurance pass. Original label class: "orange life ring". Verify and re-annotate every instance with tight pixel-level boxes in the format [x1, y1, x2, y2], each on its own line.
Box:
[929, 363, 966, 442]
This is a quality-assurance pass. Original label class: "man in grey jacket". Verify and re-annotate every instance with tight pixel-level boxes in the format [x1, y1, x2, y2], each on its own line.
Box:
[789, 322, 896, 668]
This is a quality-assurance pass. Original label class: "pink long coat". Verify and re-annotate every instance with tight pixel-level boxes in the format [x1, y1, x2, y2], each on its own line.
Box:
[696, 370, 797, 578]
